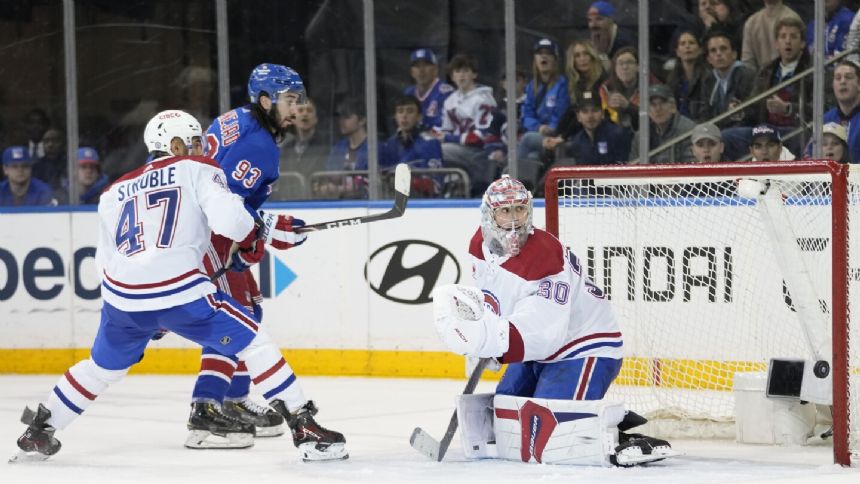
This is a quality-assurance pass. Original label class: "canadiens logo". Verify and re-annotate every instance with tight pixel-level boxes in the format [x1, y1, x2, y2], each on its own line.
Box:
[482, 290, 500, 315]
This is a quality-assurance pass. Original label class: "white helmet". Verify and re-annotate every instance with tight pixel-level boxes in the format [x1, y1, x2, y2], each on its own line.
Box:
[144, 110, 202, 154]
[480, 175, 534, 257]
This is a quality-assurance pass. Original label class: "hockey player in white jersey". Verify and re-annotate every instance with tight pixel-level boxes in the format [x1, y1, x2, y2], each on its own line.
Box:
[431, 175, 675, 466]
[11, 110, 346, 463]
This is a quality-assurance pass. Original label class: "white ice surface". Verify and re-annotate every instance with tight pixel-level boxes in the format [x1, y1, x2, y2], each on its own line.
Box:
[1, 375, 858, 484]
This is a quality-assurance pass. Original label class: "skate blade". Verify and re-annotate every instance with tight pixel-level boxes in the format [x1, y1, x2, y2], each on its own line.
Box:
[184, 430, 254, 449]
[299, 442, 349, 462]
[9, 450, 51, 463]
[614, 448, 681, 467]
[254, 423, 285, 438]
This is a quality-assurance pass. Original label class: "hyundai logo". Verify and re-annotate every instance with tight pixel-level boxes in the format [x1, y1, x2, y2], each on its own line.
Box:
[364, 240, 460, 304]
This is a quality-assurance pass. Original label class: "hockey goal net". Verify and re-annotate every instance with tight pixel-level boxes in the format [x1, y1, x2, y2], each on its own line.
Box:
[544, 161, 857, 466]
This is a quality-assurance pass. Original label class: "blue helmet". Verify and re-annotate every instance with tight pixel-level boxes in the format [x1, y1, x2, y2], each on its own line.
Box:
[248, 63, 306, 104]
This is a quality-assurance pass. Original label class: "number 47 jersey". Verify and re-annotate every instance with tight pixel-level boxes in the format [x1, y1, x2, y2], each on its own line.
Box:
[469, 227, 623, 364]
[96, 156, 254, 312]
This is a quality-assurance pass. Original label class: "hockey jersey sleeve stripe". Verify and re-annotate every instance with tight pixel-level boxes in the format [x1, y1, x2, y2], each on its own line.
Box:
[103, 268, 202, 289]
[102, 275, 209, 300]
[544, 331, 622, 361]
[500, 323, 525, 364]
[64, 370, 96, 400]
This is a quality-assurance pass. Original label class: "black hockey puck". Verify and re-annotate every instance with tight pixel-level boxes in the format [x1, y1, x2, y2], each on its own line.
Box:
[813, 360, 830, 378]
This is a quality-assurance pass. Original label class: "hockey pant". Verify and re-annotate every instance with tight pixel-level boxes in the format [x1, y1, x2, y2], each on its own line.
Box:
[496, 357, 622, 400]
[194, 235, 306, 410]
[46, 291, 259, 430]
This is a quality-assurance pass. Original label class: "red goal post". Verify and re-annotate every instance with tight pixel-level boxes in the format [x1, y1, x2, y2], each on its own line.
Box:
[544, 161, 854, 466]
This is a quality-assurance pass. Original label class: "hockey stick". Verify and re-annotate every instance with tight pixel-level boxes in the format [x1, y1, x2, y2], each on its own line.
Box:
[410, 357, 489, 461]
[209, 163, 412, 281]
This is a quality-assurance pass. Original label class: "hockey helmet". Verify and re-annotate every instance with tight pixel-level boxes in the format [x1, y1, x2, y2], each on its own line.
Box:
[248, 63, 306, 105]
[144, 110, 202, 154]
[481, 175, 534, 257]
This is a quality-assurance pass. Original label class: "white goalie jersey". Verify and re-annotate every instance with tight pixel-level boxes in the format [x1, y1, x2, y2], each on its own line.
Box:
[468, 227, 623, 363]
[96, 156, 254, 312]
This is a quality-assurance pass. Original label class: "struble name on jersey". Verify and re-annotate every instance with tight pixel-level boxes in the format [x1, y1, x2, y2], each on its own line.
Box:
[117, 166, 177, 201]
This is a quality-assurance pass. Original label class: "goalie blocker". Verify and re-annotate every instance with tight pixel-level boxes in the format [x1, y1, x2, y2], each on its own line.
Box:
[457, 394, 678, 467]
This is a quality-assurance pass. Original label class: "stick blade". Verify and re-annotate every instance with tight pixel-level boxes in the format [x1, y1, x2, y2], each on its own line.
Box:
[394, 163, 411, 196]
[410, 427, 441, 461]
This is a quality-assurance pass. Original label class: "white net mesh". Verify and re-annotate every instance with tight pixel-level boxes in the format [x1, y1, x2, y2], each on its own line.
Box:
[549, 163, 857, 463]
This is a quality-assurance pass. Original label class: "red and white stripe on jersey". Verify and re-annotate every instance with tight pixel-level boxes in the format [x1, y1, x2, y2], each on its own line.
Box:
[542, 331, 623, 362]
[204, 294, 259, 333]
[102, 268, 210, 301]
[573, 357, 597, 400]
[234, 361, 249, 378]
[199, 354, 238, 383]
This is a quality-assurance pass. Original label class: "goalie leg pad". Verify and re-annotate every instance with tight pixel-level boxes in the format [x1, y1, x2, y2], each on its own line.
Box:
[493, 394, 625, 466]
[457, 393, 497, 459]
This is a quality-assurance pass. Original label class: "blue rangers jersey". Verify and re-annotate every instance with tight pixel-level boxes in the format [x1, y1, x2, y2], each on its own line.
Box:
[404, 78, 455, 130]
[205, 107, 279, 214]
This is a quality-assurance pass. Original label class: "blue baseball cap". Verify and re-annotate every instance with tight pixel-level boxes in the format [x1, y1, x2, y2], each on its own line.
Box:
[2, 146, 33, 165]
[410, 48, 437, 65]
[533, 38, 559, 57]
[77, 147, 100, 165]
[589, 1, 616, 18]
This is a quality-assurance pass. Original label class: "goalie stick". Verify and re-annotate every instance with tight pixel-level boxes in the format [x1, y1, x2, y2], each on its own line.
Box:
[209, 163, 412, 282]
[410, 357, 489, 461]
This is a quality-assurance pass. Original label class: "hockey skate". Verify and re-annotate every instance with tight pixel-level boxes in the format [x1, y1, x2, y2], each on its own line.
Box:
[272, 399, 348, 462]
[223, 399, 285, 437]
[611, 432, 680, 467]
[10, 404, 61, 463]
[185, 402, 255, 449]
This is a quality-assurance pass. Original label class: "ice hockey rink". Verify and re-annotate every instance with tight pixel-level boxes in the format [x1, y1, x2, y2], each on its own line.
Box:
[1, 375, 858, 484]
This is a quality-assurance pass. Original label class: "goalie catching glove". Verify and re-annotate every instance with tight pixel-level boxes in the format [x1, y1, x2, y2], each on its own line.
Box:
[259, 211, 307, 250]
[432, 284, 509, 358]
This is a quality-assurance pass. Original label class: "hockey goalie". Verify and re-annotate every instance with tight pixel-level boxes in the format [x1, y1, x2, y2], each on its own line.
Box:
[430, 175, 678, 466]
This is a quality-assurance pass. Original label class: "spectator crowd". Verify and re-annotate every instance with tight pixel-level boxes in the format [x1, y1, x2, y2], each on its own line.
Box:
[3, 0, 859, 206]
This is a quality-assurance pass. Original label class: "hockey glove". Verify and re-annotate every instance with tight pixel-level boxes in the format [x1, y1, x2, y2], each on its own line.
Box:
[259, 211, 307, 250]
[432, 284, 509, 358]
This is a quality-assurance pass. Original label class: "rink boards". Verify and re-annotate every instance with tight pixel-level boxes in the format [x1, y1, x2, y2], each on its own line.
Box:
[0, 198, 842, 383]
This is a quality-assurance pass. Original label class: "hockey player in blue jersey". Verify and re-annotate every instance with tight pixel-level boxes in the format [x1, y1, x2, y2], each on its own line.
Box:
[191, 63, 348, 461]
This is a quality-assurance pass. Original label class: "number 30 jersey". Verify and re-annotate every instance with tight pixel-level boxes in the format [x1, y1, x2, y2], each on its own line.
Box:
[96, 156, 254, 312]
[468, 227, 623, 364]
[204, 107, 280, 214]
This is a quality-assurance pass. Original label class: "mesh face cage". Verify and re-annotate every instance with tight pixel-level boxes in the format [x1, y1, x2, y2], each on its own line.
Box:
[544, 161, 856, 466]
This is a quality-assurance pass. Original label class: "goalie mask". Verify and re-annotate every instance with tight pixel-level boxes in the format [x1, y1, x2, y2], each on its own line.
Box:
[481, 176, 534, 257]
[144, 110, 202, 156]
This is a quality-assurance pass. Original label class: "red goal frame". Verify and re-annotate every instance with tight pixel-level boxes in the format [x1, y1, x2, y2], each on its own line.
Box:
[544, 161, 852, 466]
